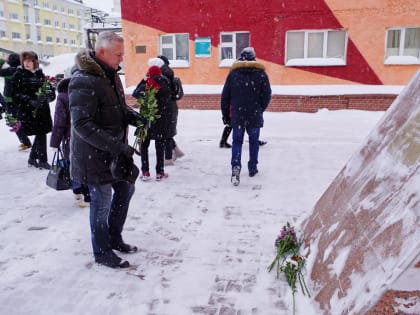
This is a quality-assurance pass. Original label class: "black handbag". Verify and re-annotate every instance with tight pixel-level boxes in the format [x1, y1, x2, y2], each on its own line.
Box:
[46, 148, 71, 191]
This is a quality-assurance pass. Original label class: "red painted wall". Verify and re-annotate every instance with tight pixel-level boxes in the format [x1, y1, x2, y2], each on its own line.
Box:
[121, 0, 382, 84]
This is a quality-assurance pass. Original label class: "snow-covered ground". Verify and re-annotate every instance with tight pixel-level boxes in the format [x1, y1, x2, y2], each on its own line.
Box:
[0, 55, 388, 314]
[0, 106, 384, 314]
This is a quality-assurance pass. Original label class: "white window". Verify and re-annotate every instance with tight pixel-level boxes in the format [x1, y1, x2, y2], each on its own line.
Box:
[0, 30, 6, 38]
[159, 33, 189, 67]
[46, 36, 53, 42]
[285, 29, 347, 66]
[219, 32, 250, 67]
[12, 32, 21, 39]
[385, 27, 420, 65]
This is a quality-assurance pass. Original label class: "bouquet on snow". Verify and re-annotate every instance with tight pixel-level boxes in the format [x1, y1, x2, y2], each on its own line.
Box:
[132, 66, 161, 152]
[268, 222, 311, 315]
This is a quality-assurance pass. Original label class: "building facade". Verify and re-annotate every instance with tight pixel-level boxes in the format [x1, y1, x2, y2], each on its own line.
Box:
[0, 0, 93, 59]
[121, 0, 420, 89]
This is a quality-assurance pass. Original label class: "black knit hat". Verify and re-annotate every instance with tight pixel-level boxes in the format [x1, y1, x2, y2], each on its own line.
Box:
[7, 53, 21, 67]
[157, 55, 170, 66]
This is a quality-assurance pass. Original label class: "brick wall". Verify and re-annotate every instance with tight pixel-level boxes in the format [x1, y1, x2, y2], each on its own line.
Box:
[125, 94, 397, 112]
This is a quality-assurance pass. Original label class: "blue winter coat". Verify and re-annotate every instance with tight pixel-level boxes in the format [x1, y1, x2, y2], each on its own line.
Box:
[221, 60, 271, 128]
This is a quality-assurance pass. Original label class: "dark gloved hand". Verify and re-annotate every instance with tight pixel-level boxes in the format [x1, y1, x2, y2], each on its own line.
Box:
[120, 144, 135, 158]
[222, 116, 231, 126]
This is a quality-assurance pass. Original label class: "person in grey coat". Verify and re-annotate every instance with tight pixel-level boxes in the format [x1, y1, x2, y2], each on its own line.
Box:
[221, 47, 271, 186]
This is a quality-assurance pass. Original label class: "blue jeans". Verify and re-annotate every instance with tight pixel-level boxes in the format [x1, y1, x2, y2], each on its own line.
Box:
[231, 127, 260, 172]
[88, 181, 135, 257]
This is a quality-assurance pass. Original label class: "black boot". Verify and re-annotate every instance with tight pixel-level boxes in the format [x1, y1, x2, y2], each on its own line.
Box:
[219, 126, 232, 148]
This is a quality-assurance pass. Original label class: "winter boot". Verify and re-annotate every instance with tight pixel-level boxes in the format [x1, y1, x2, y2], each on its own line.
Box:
[231, 166, 241, 186]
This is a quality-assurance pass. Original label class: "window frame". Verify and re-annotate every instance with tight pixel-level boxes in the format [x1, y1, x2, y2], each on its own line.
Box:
[285, 29, 348, 66]
[218, 31, 250, 67]
[159, 33, 190, 68]
[385, 27, 420, 65]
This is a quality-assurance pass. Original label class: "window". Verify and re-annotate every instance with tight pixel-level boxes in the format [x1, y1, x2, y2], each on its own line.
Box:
[285, 29, 347, 66]
[0, 30, 6, 38]
[159, 33, 189, 67]
[35, 10, 40, 24]
[219, 32, 250, 67]
[46, 36, 53, 42]
[12, 32, 21, 39]
[44, 19, 51, 26]
[385, 27, 420, 65]
[9, 12, 19, 20]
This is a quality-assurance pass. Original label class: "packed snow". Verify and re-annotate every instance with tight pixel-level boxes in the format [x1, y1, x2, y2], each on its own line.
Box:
[0, 55, 388, 314]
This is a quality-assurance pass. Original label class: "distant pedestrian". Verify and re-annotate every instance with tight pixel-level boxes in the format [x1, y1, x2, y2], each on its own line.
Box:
[11, 51, 55, 169]
[154, 55, 184, 165]
[0, 53, 32, 150]
[132, 65, 173, 181]
[221, 47, 271, 186]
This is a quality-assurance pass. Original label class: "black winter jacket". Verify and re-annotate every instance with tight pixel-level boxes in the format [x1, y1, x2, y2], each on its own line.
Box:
[132, 74, 175, 139]
[221, 60, 271, 128]
[69, 49, 143, 185]
[11, 67, 55, 135]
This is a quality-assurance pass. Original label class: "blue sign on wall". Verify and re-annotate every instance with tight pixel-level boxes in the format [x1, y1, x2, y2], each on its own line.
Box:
[195, 37, 211, 58]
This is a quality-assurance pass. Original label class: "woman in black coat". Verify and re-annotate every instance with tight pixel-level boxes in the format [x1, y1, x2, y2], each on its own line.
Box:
[0, 53, 32, 149]
[11, 51, 55, 169]
[132, 65, 173, 181]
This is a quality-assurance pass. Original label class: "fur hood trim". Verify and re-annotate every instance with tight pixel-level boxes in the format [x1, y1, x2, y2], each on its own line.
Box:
[231, 60, 265, 71]
[75, 49, 107, 78]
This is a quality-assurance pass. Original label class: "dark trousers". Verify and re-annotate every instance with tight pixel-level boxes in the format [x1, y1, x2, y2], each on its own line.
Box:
[29, 134, 47, 162]
[164, 138, 176, 159]
[16, 128, 31, 146]
[231, 127, 260, 172]
[88, 181, 135, 257]
[140, 136, 165, 174]
[220, 125, 232, 144]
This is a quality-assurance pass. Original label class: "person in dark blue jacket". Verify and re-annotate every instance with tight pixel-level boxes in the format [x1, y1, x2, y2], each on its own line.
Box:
[221, 47, 271, 186]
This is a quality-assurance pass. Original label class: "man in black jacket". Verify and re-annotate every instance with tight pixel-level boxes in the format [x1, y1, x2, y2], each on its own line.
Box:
[69, 31, 143, 269]
[221, 47, 272, 186]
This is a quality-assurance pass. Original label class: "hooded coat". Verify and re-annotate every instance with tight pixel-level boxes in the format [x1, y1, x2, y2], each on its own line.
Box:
[132, 68, 175, 140]
[69, 49, 143, 185]
[50, 78, 71, 159]
[221, 60, 271, 128]
[11, 67, 55, 135]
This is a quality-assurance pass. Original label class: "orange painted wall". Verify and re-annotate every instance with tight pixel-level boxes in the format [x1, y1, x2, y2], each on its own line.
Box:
[122, 1, 420, 88]
[325, 0, 420, 84]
